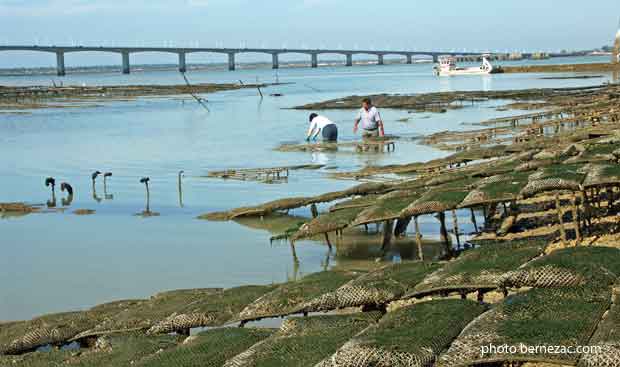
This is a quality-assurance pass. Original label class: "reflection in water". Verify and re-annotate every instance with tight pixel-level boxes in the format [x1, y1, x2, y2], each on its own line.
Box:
[92, 185, 102, 203]
[178, 170, 184, 208]
[438, 75, 452, 92]
[60, 182, 74, 207]
[234, 214, 308, 236]
[91, 171, 102, 203]
[321, 247, 332, 271]
[312, 152, 330, 165]
[482, 75, 493, 91]
[103, 172, 113, 200]
[45, 177, 56, 208]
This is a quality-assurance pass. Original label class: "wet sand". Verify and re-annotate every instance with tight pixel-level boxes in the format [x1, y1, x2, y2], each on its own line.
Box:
[503, 62, 620, 73]
[0, 82, 271, 110]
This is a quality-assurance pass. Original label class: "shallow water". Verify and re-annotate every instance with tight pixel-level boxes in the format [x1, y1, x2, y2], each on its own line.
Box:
[0, 56, 615, 321]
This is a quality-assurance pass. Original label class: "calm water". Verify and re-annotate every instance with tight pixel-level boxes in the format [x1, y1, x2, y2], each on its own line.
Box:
[0, 56, 614, 321]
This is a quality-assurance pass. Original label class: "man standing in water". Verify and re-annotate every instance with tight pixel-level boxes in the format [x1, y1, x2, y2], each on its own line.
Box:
[306, 113, 338, 142]
[353, 97, 385, 139]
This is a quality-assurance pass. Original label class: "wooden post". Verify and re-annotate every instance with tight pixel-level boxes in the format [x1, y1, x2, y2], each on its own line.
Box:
[145, 183, 150, 213]
[582, 190, 592, 232]
[382, 220, 394, 251]
[470, 208, 479, 232]
[555, 194, 567, 246]
[438, 212, 451, 257]
[572, 193, 581, 245]
[414, 216, 424, 261]
[486, 203, 497, 221]
[324, 233, 333, 250]
[608, 185, 615, 214]
[311, 204, 319, 218]
[290, 241, 300, 264]
[451, 209, 461, 248]
[394, 216, 411, 237]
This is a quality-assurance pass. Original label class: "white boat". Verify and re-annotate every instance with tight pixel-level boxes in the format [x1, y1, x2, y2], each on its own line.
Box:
[434, 55, 494, 76]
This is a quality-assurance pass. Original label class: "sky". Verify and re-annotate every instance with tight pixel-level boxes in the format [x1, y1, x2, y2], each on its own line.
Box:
[0, 0, 619, 68]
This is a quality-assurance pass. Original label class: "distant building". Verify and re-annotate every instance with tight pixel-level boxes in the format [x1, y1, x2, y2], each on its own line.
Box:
[508, 52, 523, 60]
[531, 52, 549, 60]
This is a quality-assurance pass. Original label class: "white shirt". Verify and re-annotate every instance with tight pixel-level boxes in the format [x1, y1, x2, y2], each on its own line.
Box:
[356, 106, 382, 130]
[307, 115, 335, 138]
[309, 115, 335, 130]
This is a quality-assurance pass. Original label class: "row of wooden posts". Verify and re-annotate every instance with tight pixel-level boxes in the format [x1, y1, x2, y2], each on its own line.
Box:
[285, 185, 619, 266]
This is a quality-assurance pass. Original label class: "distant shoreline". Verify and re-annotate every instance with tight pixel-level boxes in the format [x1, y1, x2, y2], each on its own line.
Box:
[502, 62, 620, 73]
[0, 82, 274, 110]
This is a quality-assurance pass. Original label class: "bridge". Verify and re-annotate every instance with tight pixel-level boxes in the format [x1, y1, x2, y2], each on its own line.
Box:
[0, 45, 521, 76]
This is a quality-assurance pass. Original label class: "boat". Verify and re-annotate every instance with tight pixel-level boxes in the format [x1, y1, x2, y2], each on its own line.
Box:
[434, 55, 496, 76]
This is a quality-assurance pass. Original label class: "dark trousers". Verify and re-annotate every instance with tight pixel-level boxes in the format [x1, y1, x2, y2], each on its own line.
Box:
[322, 124, 338, 142]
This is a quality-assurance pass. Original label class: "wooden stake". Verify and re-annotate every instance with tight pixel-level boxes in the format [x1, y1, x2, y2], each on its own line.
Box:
[290, 241, 300, 264]
[310, 204, 319, 218]
[555, 194, 567, 246]
[451, 209, 461, 248]
[470, 208, 479, 233]
[413, 215, 424, 261]
[438, 212, 451, 257]
[324, 233, 332, 250]
[582, 190, 593, 232]
[572, 193, 581, 245]
[394, 216, 411, 237]
[381, 220, 394, 251]
[608, 185, 616, 214]
[414, 216, 424, 261]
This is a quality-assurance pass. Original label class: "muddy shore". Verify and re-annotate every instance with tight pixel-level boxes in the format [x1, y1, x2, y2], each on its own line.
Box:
[502, 62, 620, 73]
[294, 84, 605, 111]
[0, 82, 271, 110]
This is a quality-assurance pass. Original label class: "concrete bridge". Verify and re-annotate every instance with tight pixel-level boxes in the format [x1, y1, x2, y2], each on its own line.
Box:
[0, 45, 512, 76]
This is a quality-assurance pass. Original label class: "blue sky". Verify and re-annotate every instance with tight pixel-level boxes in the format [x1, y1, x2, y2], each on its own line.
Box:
[0, 0, 619, 67]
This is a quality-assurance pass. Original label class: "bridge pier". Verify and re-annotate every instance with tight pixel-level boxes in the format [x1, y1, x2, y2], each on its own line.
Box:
[432, 54, 439, 63]
[228, 52, 236, 71]
[121, 51, 130, 74]
[345, 54, 353, 67]
[311, 53, 318, 68]
[178, 52, 186, 73]
[406, 55, 412, 64]
[272, 53, 279, 69]
[55, 51, 65, 76]
[377, 54, 384, 65]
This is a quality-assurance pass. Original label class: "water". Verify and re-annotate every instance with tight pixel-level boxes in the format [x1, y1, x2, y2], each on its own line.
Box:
[0, 56, 614, 321]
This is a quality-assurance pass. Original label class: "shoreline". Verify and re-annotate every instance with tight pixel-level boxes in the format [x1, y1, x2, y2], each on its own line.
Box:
[502, 62, 620, 73]
[0, 82, 274, 110]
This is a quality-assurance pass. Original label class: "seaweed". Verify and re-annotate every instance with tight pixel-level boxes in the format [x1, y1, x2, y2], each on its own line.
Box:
[438, 287, 611, 366]
[138, 328, 276, 367]
[236, 271, 361, 322]
[321, 300, 487, 367]
[408, 239, 546, 298]
[301, 262, 440, 312]
[224, 313, 382, 367]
